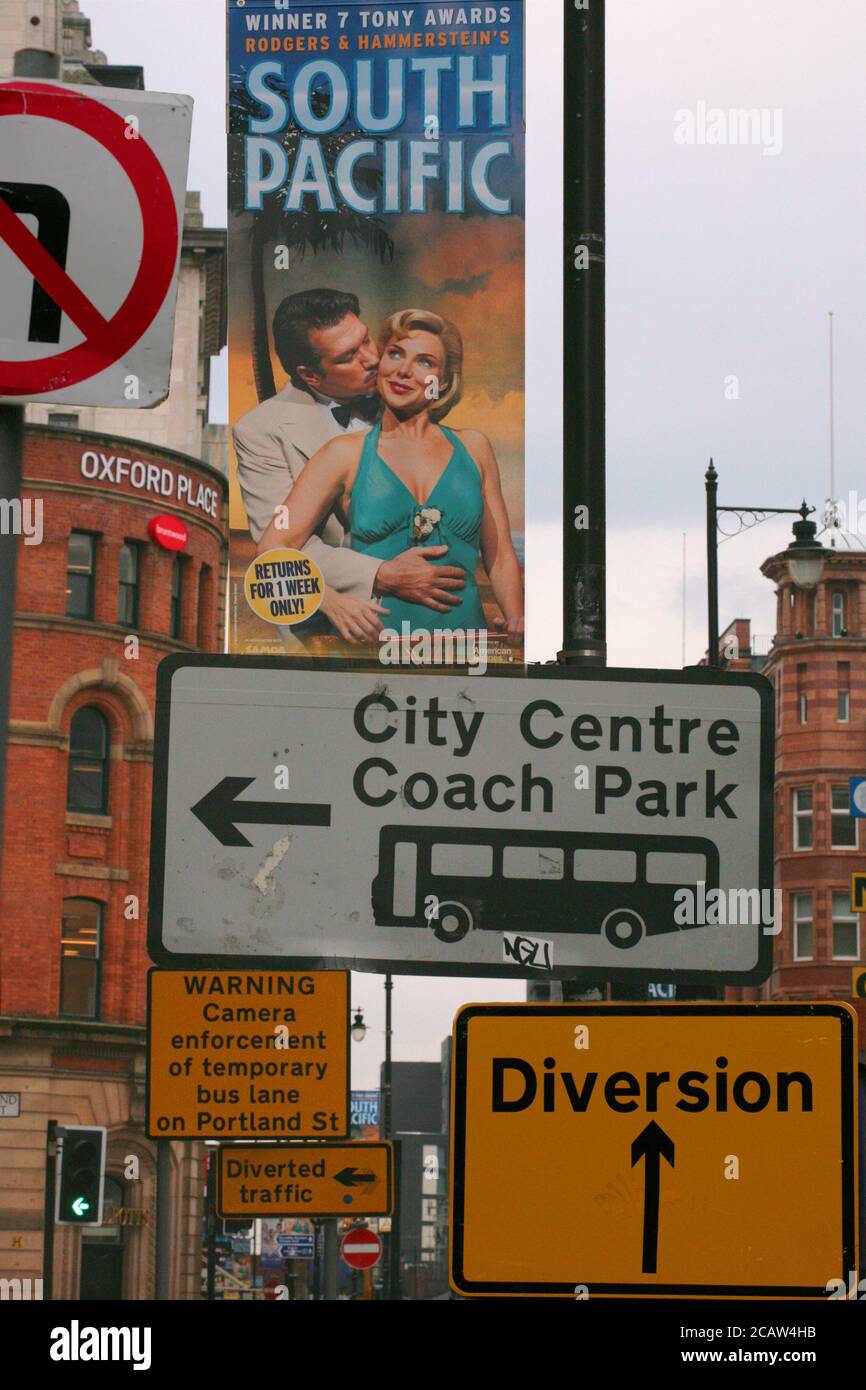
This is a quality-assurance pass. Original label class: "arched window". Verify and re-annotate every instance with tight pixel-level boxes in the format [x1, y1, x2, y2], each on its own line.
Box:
[67, 707, 110, 814]
[60, 898, 102, 1017]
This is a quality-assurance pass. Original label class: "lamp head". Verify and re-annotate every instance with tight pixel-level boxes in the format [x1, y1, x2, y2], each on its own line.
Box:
[784, 503, 825, 589]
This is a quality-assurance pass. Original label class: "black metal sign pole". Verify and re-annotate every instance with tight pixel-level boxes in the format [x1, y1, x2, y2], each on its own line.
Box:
[560, 0, 606, 668]
[558, 2, 606, 1004]
[705, 462, 720, 668]
[42, 1119, 57, 1300]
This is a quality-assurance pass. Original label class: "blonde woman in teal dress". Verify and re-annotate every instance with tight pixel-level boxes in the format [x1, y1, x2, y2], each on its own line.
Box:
[258, 308, 524, 645]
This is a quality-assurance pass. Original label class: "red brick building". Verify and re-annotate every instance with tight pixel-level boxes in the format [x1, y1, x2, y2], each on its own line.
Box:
[0, 425, 227, 1298]
[729, 541, 866, 1040]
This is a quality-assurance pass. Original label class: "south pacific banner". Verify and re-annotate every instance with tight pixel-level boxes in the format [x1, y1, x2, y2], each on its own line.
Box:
[228, 1, 525, 668]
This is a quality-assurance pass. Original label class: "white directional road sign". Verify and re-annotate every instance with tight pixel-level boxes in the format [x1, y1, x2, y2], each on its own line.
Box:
[0, 79, 191, 406]
[148, 657, 773, 983]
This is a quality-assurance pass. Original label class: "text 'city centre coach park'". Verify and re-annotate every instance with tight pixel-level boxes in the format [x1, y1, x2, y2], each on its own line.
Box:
[0, 0, 862, 1336]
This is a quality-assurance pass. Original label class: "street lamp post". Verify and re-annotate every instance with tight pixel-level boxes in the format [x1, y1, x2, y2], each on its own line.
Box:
[705, 462, 821, 666]
[349, 985, 398, 1300]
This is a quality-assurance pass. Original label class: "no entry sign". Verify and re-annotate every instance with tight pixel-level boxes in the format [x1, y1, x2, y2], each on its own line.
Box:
[340, 1227, 382, 1271]
[0, 80, 191, 407]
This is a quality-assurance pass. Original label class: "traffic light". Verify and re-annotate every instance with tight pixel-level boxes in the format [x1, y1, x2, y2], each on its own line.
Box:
[55, 1125, 106, 1225]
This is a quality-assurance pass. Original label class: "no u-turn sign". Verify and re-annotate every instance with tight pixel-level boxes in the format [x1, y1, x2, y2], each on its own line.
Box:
[0, 80, 191, 407]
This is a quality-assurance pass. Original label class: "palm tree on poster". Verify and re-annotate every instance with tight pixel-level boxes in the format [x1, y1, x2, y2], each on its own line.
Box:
[229, 80, 394, 402]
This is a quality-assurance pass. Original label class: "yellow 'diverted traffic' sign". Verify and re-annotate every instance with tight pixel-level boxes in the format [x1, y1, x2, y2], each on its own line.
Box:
[450, 1003, 857, 1299]
[216, 1142, 393, 1218]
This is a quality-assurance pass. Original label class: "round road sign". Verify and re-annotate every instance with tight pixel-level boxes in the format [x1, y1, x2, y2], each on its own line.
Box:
[0, 81, 179, 397]
[340, 1227, 382, 1271]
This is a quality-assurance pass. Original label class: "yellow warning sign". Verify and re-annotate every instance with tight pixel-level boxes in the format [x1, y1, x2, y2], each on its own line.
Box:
[450, 1003, 857, 1299]
[216, 1142, 393, 1218]
[146, 969, 348, 1139]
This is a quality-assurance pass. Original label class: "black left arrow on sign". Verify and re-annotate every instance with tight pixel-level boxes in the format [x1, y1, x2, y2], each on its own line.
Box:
[190, 776, 331, 847]
[333, 1168, 377, 1188]
[631, 1120, 675, 1276]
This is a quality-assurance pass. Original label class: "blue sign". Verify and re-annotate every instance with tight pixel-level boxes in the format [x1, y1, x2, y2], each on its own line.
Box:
[850, 777, 866, 818]
[277, 1237, 314, 1260]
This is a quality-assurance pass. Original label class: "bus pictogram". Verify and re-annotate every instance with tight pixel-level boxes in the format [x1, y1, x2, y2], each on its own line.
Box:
[372, 827, 720, 948]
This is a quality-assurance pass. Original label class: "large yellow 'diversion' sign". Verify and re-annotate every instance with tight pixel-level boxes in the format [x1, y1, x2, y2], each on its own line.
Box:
[146, 970, 349, 1140]
[216, 1142, 393, 1218]
[450, 1003, 857, 1299]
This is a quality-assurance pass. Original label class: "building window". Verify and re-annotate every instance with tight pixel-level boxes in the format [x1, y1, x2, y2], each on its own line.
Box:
[810, 590, 818, 634]
[197, 563, 211, 647]
[830, 785, 857, 848]
[67, 707, 110, 814]
[793, 787, 813, 850]
[832, 591, 846, 637]
[171, 556, 184, 640]
[831, 892, 859, 959]
[799, 693, 808, 724]
[792, 893, 813, 960]
[797, 663, 807, 724]
[66, 532, 96, 619]
[48, 412, 79, 428]
[837, 662, 850, 722]
[118, 542, 141, 627]
[60, 898, 102, 1017]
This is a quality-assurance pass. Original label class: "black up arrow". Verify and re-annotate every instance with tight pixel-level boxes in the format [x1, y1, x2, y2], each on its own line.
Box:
[191, 777, 331, 848]
[334, 1168, 377, 1188]
[631, 1121, 675, 1275]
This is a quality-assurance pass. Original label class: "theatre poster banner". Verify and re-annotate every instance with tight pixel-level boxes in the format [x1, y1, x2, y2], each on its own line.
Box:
[228, 1, 525, 668]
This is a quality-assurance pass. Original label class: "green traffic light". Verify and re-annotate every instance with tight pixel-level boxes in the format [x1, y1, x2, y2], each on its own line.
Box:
[71, 1197, 91, 1217]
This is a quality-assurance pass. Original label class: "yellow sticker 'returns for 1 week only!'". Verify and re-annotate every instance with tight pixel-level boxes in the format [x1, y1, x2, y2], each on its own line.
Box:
[449, 1003, 858, 1300]
[146, 969, 349, 1139]
[243, 548, 324, 626]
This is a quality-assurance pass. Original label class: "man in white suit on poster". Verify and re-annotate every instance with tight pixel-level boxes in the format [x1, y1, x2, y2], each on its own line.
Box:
[233, 288, 467, 642]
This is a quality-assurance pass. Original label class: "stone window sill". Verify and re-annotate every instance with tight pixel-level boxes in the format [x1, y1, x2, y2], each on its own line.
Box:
[66, 812, 113, 830]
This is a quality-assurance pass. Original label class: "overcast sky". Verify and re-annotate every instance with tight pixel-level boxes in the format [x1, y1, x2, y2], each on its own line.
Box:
[84, 0, 866, 1085]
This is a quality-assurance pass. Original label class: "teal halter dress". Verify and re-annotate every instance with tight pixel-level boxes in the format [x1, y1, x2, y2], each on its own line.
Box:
[348, 423, 486, 632]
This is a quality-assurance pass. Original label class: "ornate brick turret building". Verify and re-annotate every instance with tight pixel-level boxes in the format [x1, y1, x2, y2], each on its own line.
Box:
[731, 529, 866, 1041]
